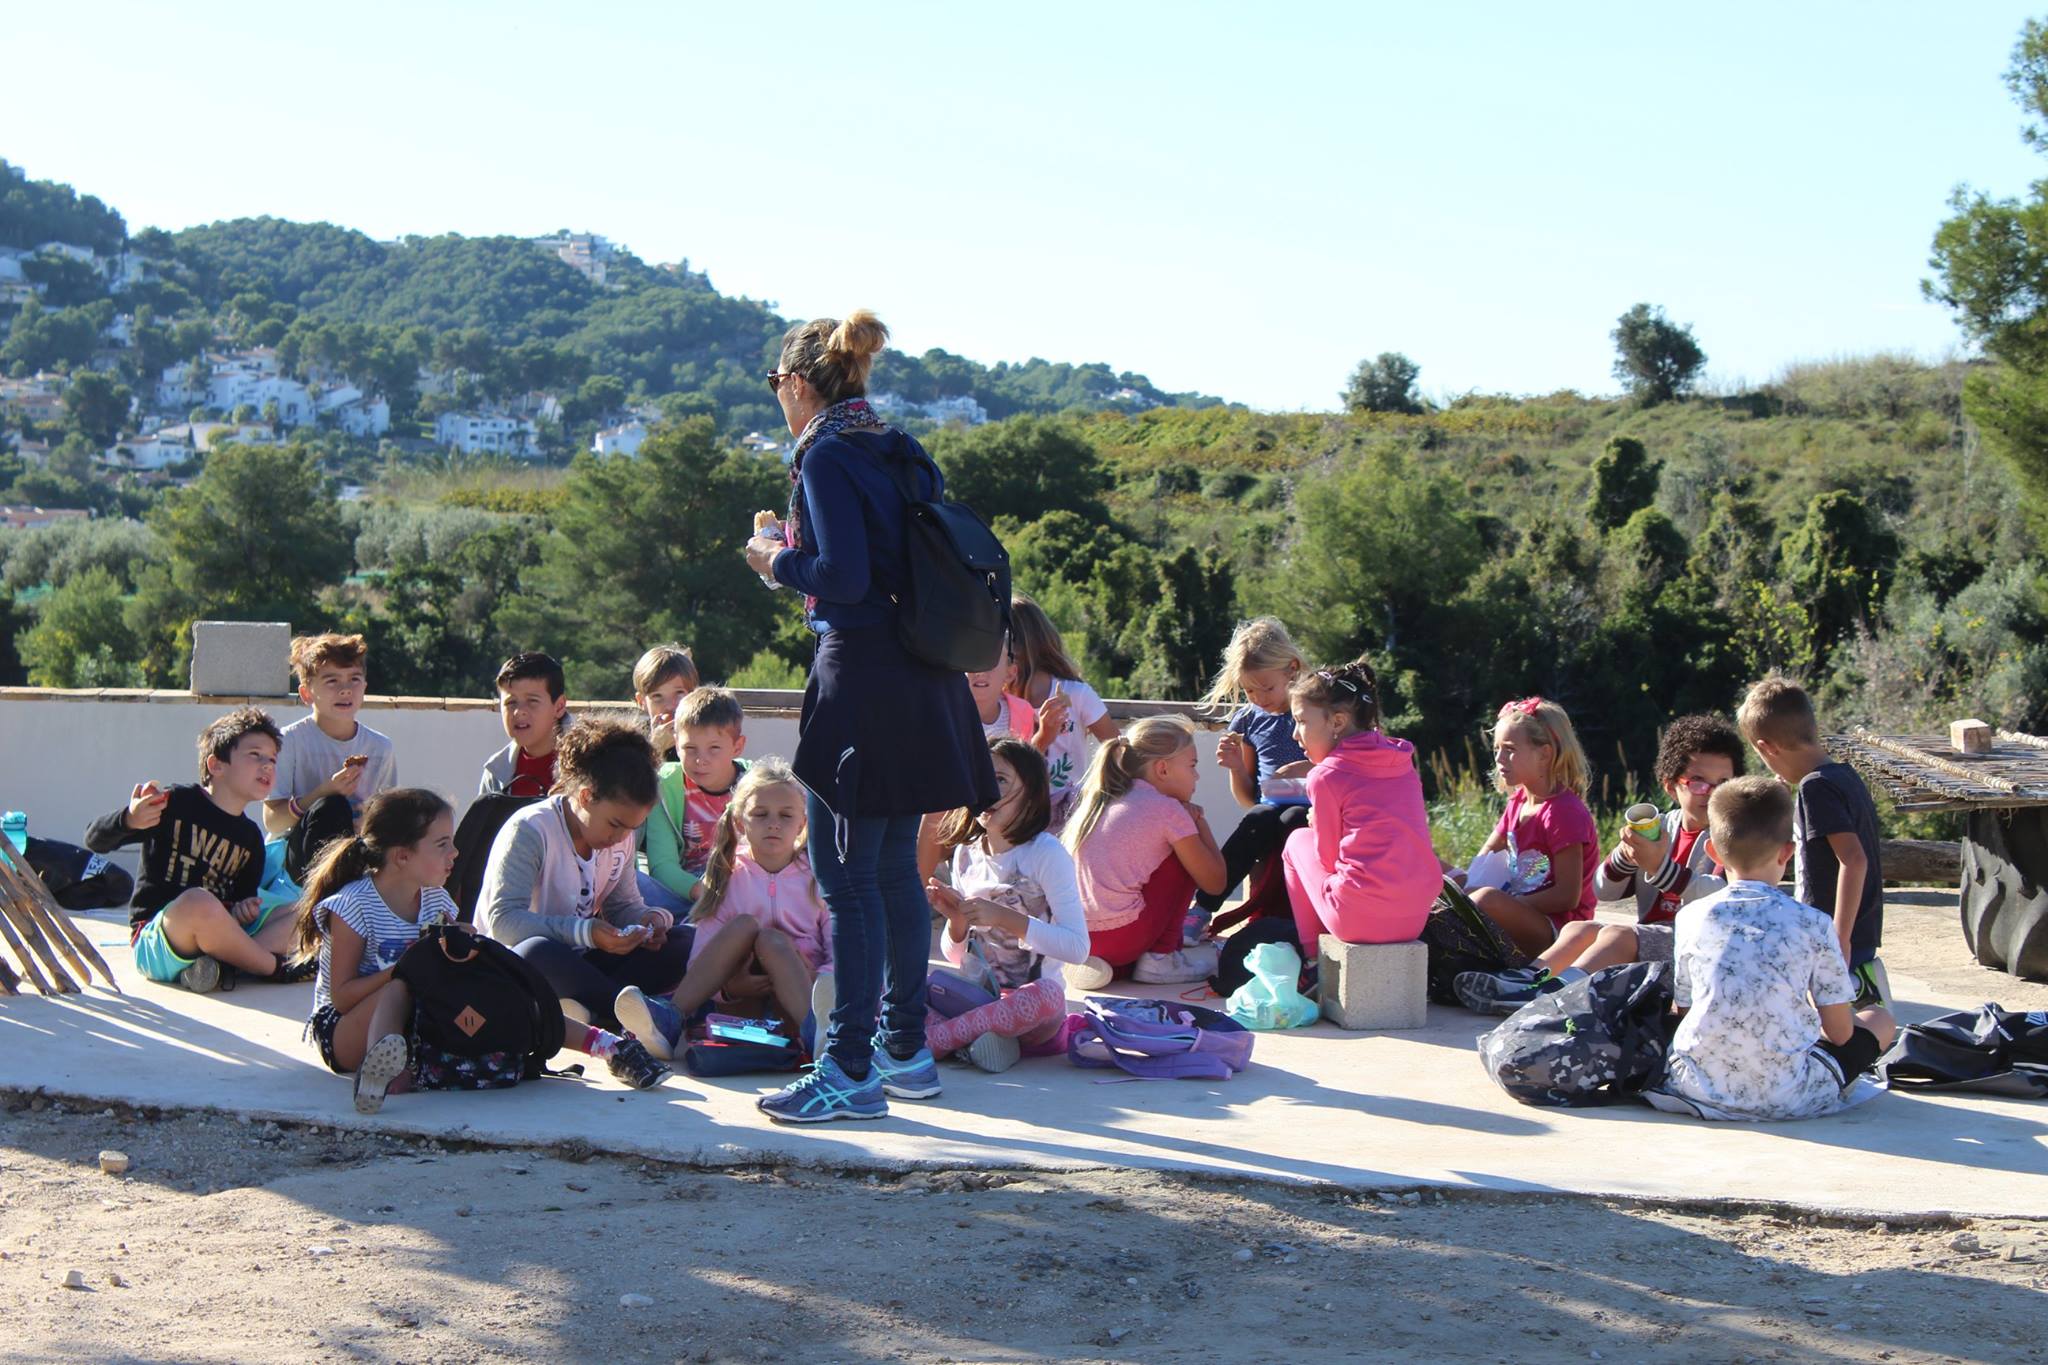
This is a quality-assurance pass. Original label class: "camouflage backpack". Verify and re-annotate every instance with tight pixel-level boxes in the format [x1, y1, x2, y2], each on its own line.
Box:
[1477, 962, 1675, 1107]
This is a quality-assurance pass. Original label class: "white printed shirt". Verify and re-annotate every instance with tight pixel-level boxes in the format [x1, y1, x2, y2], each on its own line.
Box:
[1649, 879, 1860, 1122]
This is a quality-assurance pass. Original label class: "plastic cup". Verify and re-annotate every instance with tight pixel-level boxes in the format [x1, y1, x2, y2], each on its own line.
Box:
[1624, 802, 1662, 836]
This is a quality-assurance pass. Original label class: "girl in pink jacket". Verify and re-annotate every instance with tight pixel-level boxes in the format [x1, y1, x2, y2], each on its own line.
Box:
[688, 759, 832, 1032]
[1282, 658, 1439, 948]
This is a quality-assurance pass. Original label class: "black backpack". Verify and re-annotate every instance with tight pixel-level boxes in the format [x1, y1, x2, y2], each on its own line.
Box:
[1877, 1004, 2048, 1099]
[882, 451, 1011, 672]
[450, 793, 540, 924]
[1477, 961, 1675, 1107]
[1421, 877, 1528, 1004]
[392, 921, 565, 1087]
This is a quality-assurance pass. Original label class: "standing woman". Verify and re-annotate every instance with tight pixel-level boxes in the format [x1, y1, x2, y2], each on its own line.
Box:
[744, 310, 997, 1123]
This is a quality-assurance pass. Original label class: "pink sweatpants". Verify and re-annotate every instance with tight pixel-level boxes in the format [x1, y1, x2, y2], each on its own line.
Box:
[1282, 825, 1428, 949]
[926, 977, 1068, 1056]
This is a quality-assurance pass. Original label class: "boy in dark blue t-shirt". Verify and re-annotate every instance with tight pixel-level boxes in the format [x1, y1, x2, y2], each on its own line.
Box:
[1738, 676, 1887, 1006]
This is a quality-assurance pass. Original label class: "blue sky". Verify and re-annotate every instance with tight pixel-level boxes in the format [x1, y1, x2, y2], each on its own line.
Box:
[4, 2, 2042, 410]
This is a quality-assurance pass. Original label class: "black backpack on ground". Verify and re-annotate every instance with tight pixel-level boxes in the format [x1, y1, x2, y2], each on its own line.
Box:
[1477, 961, 1675, 1107]
[882, 451, 1011, 672]
[392, 921, 565, 1088]
[450, 793, 540, 924]
[1877, 1004, 2048, 1099]
[1421, 877, 1528, 1004]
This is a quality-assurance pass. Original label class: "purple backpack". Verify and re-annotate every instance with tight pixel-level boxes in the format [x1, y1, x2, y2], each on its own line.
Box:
[1067, 997, 1254, 1080]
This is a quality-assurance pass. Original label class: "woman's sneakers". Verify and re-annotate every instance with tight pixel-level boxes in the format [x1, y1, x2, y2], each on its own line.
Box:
[1454, 965, 1568, 1015]
[613, 986, 685, 1061]
[1132, 943, 1221, 985]
[759, 1053, 887, 1124]
[965, 1031, 1022, 1074]
[1069, 956, 1115, 991]
[353, 1033, 410, 1115]
[868, 1042, 943, 1099]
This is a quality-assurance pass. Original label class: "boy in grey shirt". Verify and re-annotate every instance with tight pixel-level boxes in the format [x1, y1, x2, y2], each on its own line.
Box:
[265, 633, 397, 881]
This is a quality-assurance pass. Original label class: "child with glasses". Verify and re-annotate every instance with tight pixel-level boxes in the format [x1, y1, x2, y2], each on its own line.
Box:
[1456, 713, 1744, 1013]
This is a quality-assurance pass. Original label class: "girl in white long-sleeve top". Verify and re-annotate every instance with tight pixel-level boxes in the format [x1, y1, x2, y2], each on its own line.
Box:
[923, 738, 1091, 1073]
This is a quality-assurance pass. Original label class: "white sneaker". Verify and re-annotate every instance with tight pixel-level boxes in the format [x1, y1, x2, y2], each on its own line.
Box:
[965, 1030, 1021, 1074]
[1069, 956, 1114, 991]
[1132, 943, 1221, 985]
[353, 1033, 409, 1115]
[613, 986, 672, 1061]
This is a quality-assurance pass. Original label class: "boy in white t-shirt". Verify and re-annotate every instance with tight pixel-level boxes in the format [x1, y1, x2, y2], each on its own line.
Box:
[1647, 776, 1897, 1122]
[265, 633, 397, 882]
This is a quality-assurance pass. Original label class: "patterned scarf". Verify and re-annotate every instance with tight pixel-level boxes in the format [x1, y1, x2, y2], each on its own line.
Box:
[785, 396, 887, 616]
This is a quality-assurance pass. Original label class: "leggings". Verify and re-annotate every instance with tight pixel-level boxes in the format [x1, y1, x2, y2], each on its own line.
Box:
[511, 932, 693, 1031]
[1282, 825, 1430, 948]
[925, 978, 1067, 1056]
[1196, 802, 1310, 913]
[1089, 856, 1197, 971]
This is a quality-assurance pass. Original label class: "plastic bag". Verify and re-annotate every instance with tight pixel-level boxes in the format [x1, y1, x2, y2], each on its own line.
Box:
[1460, 849, 1511, 891]
[1225, 941, 1321, 1031]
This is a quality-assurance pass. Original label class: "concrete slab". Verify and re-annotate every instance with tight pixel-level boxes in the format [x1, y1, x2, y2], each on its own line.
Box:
[4, 901, 2046, 1219]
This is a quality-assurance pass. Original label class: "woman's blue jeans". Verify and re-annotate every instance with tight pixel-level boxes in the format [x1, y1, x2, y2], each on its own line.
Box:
[807, 790, 928, 1071]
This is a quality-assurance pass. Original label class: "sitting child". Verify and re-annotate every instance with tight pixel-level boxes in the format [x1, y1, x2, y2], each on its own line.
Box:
[1007, 594, 1119, 805]
[1739, 676, 1889, 1007]
[474, 716, 681, 1089]
[1282, 656, 1438, 952]
[1457, 713, 1743, 1013]
[918, 632, 1040, 882]
[83, 708, 311, 993]
[1190, 617, 1313, 941]
[1066, 716, 1227, 987]
[480, 651, 570, 798]
[1646, 776, 1897, 1122]
[641, 686, 751, 914]
[267, 632, 398, 883]
[632, 642, 699, 763]
[1461, 697, 1598, 956]
[292, 789, 457, 1114]
[615, 759, 831, 1062]
[924, 738, 1090, 1073]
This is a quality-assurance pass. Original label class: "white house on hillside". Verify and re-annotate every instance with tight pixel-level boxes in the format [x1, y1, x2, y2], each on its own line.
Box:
[315, 385, 391, 438]
[592, 419, 648, 456]
[435, 411, 538, 457]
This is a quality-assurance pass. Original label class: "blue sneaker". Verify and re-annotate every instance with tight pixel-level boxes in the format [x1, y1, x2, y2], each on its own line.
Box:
[868, 1040, 943, 1100]
[758, 1053, 887, 1124]
[613, 986, 684, 1061]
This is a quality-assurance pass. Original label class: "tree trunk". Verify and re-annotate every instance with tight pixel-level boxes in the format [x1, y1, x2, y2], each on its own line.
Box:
[1959, 808, 2048, 980]
[1880, 839, 1961, 886]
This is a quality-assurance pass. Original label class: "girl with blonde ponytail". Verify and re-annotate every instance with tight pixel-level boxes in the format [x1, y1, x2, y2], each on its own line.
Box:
[294, 788, 457, 1114]
[1064, 716, 1228, 988]
[612, 760, 834, 1064]
[741, 310, 998, 1122]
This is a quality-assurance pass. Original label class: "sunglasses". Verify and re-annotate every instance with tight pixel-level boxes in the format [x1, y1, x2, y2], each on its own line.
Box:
[765, 370, 797, 395]
[1678, 776, 1727, 794]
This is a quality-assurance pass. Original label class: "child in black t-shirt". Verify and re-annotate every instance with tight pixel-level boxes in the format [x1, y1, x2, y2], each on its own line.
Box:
[84, 708, 309, 993]
[1738, 677, 1887, 1006]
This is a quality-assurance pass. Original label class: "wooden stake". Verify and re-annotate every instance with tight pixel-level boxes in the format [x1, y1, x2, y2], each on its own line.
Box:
[0, 899, 59, 995]
[0, 856, 118, 992]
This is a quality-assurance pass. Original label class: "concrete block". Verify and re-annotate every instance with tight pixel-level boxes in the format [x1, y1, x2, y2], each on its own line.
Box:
[1950, 718, 1992, 755]
[1318, 936, 1427, 1030]
[189, 621, 291, 697]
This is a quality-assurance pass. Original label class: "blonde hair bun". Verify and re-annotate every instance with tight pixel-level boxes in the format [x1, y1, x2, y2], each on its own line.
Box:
[827, 309, 889, 360]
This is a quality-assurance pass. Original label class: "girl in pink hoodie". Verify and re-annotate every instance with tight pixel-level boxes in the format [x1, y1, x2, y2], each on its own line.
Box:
[1282, 658, 1439, 948]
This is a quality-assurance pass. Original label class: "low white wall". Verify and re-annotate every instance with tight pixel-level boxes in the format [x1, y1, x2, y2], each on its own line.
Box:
[0, 690, 1251, 868]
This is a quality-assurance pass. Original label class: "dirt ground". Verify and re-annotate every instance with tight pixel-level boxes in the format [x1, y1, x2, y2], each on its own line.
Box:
[2, 1098, 2045, 1364]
